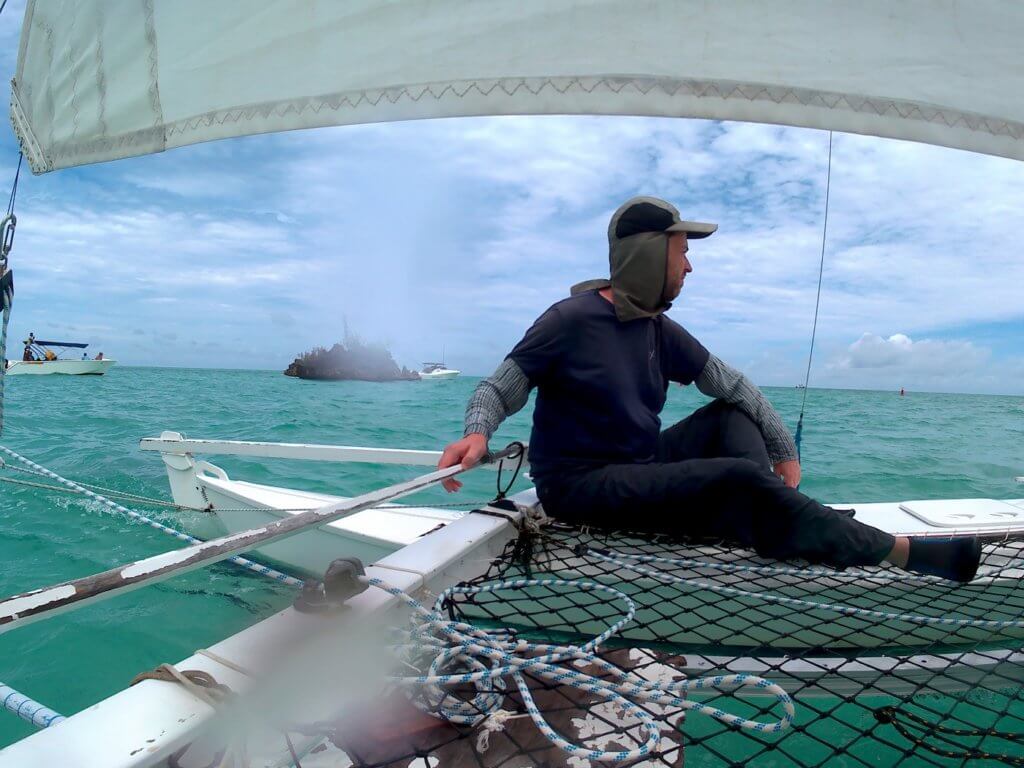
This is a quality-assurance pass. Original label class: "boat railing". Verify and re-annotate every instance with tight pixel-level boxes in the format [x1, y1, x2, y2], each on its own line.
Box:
[139, 431, 527, 471]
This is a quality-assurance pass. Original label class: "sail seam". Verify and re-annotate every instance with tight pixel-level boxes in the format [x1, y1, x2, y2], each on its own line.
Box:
[26, 75, 1024, 172]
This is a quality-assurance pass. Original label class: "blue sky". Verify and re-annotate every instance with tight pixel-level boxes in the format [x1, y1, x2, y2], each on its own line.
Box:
[1, 6, 1022, 394]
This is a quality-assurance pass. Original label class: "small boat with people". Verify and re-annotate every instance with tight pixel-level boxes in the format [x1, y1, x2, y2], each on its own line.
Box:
[5, 334, 115, 376]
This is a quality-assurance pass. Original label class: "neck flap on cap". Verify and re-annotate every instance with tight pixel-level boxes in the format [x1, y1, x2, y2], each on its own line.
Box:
[570, 232, 670, 322]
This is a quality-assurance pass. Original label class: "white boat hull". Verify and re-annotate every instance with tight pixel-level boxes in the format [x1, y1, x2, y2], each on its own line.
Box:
[157, 450, 462, 577]
[6, 359, 116, 376]
[418, 369, 459, 379]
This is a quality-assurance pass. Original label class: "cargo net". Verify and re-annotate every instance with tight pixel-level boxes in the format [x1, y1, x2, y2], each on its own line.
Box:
[416, 520, 1024, 768]
[325, 646, 692, 768]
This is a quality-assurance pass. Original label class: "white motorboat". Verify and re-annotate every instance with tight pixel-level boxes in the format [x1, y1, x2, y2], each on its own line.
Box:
[418, 361, 460, 380]
[6, 359, 116, 376]
[6, 338, 115, 376]
[3, 2, 1024, 766]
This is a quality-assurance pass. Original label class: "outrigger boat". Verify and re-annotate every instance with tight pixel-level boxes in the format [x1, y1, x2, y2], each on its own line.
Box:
[1, 2, 1024, 767]
[6, 339, 115, 376]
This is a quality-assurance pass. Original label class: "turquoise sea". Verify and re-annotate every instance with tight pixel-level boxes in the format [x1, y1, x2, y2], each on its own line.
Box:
[0, 367, 1021, 751]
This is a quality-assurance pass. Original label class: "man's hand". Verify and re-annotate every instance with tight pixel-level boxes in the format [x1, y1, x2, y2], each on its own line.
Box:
[438, 433, 489, 492]
[774, 459, 801, 489]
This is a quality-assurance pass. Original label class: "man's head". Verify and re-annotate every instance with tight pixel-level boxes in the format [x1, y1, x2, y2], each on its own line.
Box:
[604, 197, 716, 321]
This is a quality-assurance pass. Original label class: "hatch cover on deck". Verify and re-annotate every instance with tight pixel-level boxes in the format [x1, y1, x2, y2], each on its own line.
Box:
[899, 498, 1024, 529]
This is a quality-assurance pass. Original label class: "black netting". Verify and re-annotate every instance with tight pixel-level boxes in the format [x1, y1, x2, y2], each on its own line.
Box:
[425, 521, 1024, 767]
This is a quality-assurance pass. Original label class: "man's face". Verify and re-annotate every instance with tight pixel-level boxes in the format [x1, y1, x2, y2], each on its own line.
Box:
[664, 232, 692, 301]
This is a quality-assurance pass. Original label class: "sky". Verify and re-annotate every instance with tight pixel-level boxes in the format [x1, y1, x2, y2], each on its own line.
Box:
[0, 6, 1022, 394]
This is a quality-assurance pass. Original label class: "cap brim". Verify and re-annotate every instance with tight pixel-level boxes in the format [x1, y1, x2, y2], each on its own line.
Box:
[666, 220, 718, 239]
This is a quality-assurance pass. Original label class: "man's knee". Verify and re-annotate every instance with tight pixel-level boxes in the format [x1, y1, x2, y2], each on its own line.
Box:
[718, 457, 765, 485]
[697, 398, 736, 416]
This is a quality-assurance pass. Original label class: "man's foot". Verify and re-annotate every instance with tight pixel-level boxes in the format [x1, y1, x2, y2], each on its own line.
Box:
[905, 537, 983, 583]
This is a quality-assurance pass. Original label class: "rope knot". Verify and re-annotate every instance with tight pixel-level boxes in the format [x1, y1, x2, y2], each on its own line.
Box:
[475, 708, 517, 752]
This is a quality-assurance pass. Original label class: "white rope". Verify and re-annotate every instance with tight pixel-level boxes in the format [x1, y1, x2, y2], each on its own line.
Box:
[0, 445, 303, 588]
[364, 574, 795, 764]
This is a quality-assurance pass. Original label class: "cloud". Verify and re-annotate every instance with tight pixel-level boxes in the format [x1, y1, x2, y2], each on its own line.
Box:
[834, 333, 990, 374]
[0, 59, 1020, 387]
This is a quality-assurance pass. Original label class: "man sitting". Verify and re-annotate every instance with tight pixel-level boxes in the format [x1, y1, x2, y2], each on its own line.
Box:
[439, 196, 980, 583]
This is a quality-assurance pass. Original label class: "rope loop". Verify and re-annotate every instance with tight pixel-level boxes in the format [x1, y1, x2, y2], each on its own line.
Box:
[493, 441, 525, 500]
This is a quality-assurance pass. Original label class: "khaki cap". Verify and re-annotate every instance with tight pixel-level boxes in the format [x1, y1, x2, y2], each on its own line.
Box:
[608, 196, 718, 245]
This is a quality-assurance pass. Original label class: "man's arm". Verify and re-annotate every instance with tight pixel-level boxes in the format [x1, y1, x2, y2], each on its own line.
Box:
[463, 358, 532, 438]
[439, 359, 532, 492]
[695, 355, 800, 482]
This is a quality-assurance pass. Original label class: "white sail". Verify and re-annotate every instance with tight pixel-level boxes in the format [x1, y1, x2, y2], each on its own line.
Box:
[10, 0, 1024, 173]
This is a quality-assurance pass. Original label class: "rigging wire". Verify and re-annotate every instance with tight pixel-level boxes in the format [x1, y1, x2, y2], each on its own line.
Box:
[794, 131, 833, 460]
[6, 152, 21, 216]
[0, 153, 22, 436]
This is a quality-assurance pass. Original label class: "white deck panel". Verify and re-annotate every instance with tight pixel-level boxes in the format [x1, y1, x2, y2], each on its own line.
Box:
[827, 499, 1024, 538]
[900, 498, 1024, 529]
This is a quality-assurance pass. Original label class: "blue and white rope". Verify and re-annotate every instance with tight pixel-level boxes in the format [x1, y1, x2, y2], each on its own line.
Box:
[1, 683, 64, 729]
[584, 548, 1024, 630]
[364, 575, 795, 763]
[0, 445, 303, 588]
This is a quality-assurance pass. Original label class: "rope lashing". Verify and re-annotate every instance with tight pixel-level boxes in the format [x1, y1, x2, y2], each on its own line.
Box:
[794, 131, 834, 464]
[0, 460, 492, 511]
[0, 445, 303, 588]
[0, 682, 64, 729]
[131, 664, 233, 709]
[875, 706, 1024, 766]
[580, 546, 1024, 629]
[364, 574, 795, 764]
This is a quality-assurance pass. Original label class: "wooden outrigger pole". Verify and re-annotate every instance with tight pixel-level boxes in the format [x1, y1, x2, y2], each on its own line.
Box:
[0, 445, 521, 635]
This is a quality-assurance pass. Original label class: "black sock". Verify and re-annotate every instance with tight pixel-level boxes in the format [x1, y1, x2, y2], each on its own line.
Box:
[906, 537, 982, 583]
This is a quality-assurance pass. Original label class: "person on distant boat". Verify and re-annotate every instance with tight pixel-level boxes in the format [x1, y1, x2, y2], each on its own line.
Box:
[439, 196, 980, 583]
[22, 332, 35, 361]
[94, 352, 104, 360]
[43, 349, 57, 361]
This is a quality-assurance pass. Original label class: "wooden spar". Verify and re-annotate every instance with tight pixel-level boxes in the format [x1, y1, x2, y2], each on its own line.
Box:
[0, 445, 521, 636]
[138, 434, 528, 470]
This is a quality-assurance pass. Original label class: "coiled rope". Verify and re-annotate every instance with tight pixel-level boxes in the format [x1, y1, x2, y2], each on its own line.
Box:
[364, 574, 795, 763]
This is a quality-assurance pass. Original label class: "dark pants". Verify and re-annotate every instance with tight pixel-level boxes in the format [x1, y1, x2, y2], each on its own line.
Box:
[536, 400, 895, 570]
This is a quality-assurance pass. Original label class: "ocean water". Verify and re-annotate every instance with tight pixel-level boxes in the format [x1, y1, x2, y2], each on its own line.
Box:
[0, 366, 1020, 751]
